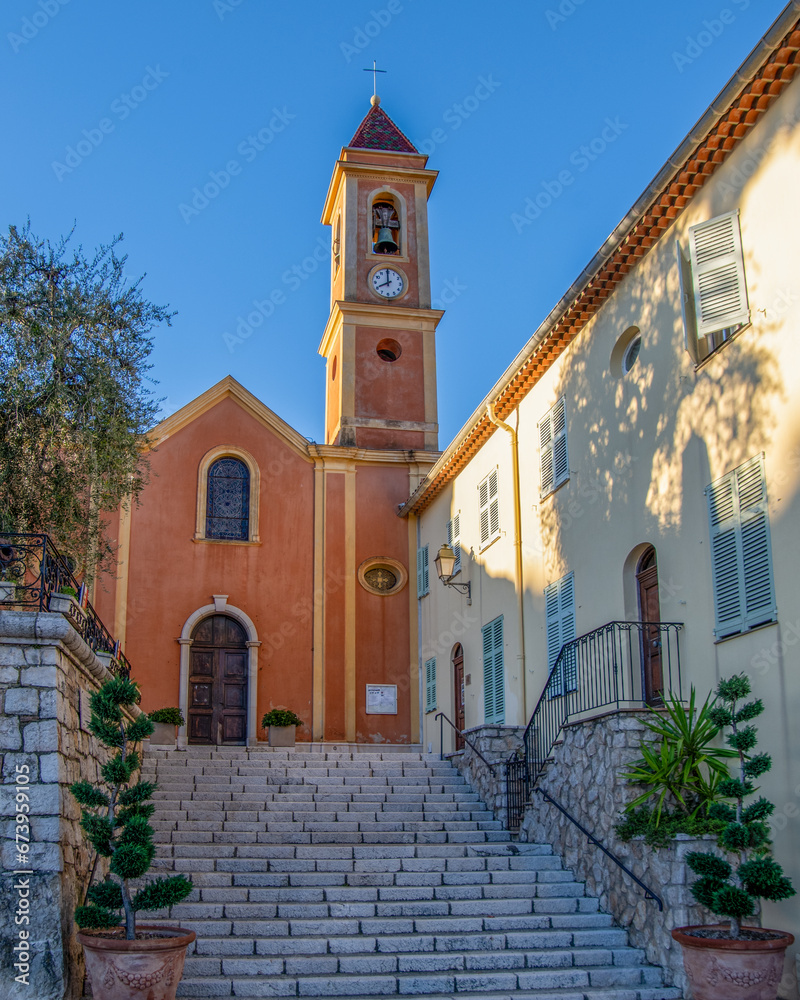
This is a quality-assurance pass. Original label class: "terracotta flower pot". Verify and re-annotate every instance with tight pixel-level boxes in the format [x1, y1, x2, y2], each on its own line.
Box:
[268, 724, 296, 746]
[672, 924, 794, 1000]
[77, 924, 196, 1000]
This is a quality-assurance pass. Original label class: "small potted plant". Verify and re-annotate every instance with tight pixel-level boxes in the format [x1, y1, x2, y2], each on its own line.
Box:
[148, 707, 185, 748]
[70, 676, 195, 1000]
[672, 674, 795, 1000]
[261, 707, 304, 747]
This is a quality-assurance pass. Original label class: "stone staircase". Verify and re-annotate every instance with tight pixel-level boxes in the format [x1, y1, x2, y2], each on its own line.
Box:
[140, 744, 680, 999]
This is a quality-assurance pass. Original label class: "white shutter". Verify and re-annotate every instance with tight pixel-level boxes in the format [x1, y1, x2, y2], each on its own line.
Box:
[545, 573, 577, 695]
[478, 471, 499, 548]
[447, 512, 461, 574]
[417, 545, 429, 598]
[425, 657, 436, 713]
[482, 616, 504, 724]
[689, 211, 749, 337]
[707, 455, 775, 638]
[540, 412, 554, 496]
[552, 398, 569, 489]
[540, 398, 568, 496]
[676, 239, 699, 364]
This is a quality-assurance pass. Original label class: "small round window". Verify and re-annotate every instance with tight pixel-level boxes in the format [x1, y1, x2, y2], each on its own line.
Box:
[610, 326, 642, 378]
[622, 336, 642, 375]
[357, 557, 408, 596]
[376, 338, 402, 363]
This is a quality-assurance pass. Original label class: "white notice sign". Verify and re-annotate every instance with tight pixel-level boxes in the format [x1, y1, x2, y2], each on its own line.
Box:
[365, 684, 397, 715]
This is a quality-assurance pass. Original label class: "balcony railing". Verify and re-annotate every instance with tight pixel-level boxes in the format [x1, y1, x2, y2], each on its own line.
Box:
[0, 532, 131, 678]
[505, 619, 683, 829]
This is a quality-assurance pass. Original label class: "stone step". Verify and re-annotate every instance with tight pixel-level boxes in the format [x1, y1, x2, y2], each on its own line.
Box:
[139, 751, 677, 1000]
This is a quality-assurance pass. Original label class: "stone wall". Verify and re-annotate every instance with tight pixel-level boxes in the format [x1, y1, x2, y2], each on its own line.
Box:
[449, 724, 524, 822]
[517, 709, 729, 997]
[0, 610, 140, 1000]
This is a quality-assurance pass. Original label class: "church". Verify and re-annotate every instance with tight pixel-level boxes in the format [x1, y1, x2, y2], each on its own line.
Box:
[94, 97, 442, 748]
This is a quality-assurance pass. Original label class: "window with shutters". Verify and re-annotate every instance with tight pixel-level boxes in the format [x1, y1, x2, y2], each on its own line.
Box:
[478, 470, 500, 549]
[425, 657, 437, 713]
[447, 511, 462, 574]
[416, 545, 429, 598]
[482, 616, 504, 724]
[540, 398, 569, 498]
[545, 573, 577, 695]
[676, 211, 749, 365]
[706, 455, 776, 640]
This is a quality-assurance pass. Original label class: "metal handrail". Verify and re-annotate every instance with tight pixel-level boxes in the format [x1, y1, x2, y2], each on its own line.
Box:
[0, 531, 131, 678]
[534, 786, 663, 910]
[434, 711, 498, 773]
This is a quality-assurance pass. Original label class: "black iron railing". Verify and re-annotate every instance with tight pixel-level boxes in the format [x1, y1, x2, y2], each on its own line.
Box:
[0, 532, 130, 678]
[535, 787, 663, 910]
[505, 620, 683, 829]
[434, 711, 498, 773]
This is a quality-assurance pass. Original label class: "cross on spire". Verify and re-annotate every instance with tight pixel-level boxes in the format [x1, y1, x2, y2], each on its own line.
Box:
[363, 60, 387, 99]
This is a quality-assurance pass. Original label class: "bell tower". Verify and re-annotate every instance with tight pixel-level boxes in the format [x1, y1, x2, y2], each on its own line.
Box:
[319, 96, 442, 450]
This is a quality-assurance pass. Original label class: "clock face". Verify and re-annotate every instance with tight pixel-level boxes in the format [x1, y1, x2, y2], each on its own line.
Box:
[371, 268, 404, 298]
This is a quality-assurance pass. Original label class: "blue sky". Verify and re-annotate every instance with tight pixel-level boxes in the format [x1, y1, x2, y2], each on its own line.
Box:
[2, 0, 788, 445]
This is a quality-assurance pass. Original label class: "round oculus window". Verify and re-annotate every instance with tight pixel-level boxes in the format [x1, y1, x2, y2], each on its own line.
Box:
[357, 557, 408, 596]
[376, 338, 402, 363]
[622, 336, 642, 375]
[364, 567, 397, 591]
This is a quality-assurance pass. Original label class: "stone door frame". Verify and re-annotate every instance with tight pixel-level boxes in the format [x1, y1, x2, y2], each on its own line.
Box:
[178, 595, 261, 747]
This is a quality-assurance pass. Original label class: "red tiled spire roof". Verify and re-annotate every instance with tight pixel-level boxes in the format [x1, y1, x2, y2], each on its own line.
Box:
[348, 102, 417, 153]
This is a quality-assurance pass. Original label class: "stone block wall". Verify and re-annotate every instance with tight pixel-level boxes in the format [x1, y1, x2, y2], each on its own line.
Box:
[517, 709, 728, 997]
[0, 611, 140, 1000]
[449, 724, 524, 822]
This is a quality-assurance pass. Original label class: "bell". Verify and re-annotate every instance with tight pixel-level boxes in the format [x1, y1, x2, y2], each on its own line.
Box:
[374, 227, 399, 254]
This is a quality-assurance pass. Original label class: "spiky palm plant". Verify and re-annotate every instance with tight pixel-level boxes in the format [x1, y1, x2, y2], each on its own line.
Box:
[70, 676, 193, 939]
[686, 674, 795, 939]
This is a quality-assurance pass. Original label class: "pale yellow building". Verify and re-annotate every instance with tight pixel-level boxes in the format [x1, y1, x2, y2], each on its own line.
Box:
[402, 3, 800, 971]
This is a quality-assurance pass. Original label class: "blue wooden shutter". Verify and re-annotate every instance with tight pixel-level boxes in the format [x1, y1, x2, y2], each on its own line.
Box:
[482, 616, 504, 723]
[447, 512, 461, 574]
[675, 239, 699, 364]
[417, 545, 429, 598]
[707, 456, 775, 638]
[479, 471, 499, 548]
[540, 398, 568, 497]
[545, 573, 576, 694]
[689, 211, 749, 337]
[425, 657, 436, 713]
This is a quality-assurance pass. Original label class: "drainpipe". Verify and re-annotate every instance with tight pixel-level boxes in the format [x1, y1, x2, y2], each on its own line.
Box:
[486, 401, 527, 718]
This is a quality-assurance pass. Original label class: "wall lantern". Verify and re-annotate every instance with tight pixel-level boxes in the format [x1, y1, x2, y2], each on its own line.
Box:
[433, 543, 471, 604]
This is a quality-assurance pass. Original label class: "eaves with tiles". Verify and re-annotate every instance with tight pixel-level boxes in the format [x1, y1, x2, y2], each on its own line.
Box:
[399, 4, 800, 518]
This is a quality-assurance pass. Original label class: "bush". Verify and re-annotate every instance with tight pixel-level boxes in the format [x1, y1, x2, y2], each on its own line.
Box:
[69, 677, 192, 939]
[620, 687, 737, 823]
[685, 674, 795, 939]
[616, 805, 724, 848]
[149, 707, 184, 726]
[261, 708, 303, 728]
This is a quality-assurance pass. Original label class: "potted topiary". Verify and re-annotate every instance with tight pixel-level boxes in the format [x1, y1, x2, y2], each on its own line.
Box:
[148, 707, 185, 748]
[672, 674, 795, 1000]
[70, 676, 195, 1000]
[261, 708, 303, 747]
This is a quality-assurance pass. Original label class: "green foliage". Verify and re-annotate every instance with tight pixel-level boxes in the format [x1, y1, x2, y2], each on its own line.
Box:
[0, 222, 172, 577]
[74, 904, 120, 930]
[69, 677, 192, 939]
[126, 714, 155, 742]
[685, 673, 795, 939]
[86, 878, 123, 910]
[620, 687, 737, 822]
[615, 805, 724, 847]
[132, 875, 194, 912]
[149, 707, 184, 726]
[58, 585, 78, 597]
[261, 708, 303, 728]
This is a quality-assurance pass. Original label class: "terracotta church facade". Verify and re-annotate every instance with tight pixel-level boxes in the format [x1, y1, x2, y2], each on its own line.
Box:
[94, 99, 441, 747]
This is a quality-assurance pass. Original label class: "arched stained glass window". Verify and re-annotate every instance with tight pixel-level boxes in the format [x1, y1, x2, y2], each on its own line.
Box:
[206, 458, 250, 540]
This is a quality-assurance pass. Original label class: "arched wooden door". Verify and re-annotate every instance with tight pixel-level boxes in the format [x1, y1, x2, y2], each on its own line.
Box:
[636, 547, 663, 705]
[452, 644, 465, 751]
[188, 614, 248, 745]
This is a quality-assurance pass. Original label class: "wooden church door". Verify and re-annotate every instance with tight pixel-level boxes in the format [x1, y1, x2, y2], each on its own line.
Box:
[188, 614, 248, 745]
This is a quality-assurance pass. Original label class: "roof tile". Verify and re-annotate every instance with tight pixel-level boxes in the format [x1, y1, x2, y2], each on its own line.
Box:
[348, 104, 417, 153]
